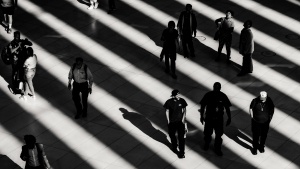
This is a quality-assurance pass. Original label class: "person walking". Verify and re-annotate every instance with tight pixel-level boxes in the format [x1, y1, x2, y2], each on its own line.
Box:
[177, 4, 197, 58]
[20, 135, 52, 169]
[164, 89, 188, 158]
[199, 82, 231, 156]
[160, 21, 179, 79]
[1, 0, 17, 34]
[238, 20, 254, 76]
[250, 91, 274, 155]
[19, 47, 37, 100]
[68, 57, 93, 119]
[215, 10, 235, 63]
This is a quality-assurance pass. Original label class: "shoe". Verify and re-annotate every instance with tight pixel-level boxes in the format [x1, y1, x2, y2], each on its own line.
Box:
[203, 144, 209, 151]
[94, 2, 99, 9]
[214, 149, 223, 156]
[178, 153, 185, 159]
[75, 114, 80, 119]
[7, 28, 12, 34]
[19, 95, 27, 101]
[171, 146, 178, 154]
[87, 5, 93, 10]
[252, 148, 257, 155]
[258, 147, 265, 153]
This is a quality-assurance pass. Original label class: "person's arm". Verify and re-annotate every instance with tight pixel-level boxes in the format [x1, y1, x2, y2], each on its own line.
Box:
[249, 108, 253, 118]
[215, 17, 223, 27]
[86, 67, 93, 94]
[166, 109, 170, 124]
[68, 67, 73, 90]
[199, 104, 205, 124]
[38, 144, 51, 169]
[9, 43, 21, 54]
[20, 146, 27, 161]
[225, 106, 231, 126]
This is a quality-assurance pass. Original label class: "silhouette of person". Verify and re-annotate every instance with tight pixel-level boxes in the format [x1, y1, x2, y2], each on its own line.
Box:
[177, 4, 197, 58]
[215, 10, 235, 63]
[238, 20, 254, 76]
[199, 82, 231, 156]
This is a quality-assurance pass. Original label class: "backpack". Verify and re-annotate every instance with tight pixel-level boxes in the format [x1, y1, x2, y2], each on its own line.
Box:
[72, 63, 88, 80]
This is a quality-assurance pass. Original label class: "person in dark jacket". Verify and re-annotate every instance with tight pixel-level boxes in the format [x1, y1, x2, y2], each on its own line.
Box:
[199, 82, 231, 156]
[177, 4, 197, 58]
[160, 21, 179, 79]
[238, 20, 254, 76]
[250, 91, 275, 155]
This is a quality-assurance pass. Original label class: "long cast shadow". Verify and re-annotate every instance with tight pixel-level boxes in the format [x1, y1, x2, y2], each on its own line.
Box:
[0, 154, 22, 169]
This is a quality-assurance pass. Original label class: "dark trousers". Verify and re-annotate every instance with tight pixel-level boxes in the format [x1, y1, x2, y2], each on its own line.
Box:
[72, 82, 89, 116]
[251, 119, 270, 149]
[240, 53, 253, 73]
[165, 54, 176, 74]
[25, 164, 44, 169]
[168, 122, 185, 154]
[217, 35, 232, 59]
[181, 34, 194, 56]
[204, 118, 224, 150]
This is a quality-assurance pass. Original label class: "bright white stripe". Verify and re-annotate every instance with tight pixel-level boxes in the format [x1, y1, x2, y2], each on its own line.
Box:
[17, 0, 300, 168]
[286, 0, 300, 6]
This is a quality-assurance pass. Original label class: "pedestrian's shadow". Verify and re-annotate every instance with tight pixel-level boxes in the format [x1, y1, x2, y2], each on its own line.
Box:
[225, 126, 253, 151]
[119, 108, 171, 148]
[0, 154, 22, 169]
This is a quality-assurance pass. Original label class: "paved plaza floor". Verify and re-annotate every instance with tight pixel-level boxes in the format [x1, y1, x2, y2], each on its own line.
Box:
[1, 0, 300, 168]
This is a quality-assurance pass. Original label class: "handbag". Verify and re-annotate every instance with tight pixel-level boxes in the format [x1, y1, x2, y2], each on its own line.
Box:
[214, 30, 220, 40]
[1, 46, 11, 65]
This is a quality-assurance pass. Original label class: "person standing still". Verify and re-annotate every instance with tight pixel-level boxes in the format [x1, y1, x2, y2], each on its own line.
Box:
[250, 91, 274, 155]
[1, 0, 17, 34]
[164, 89, 188, 158]
[177, 4, 197, 58]
[199, 82, 231, 156]
[160, 21, 178, 79]
[215, 10, 235, 63]
[238, 20, 254, 76]
[68, 57, 93, 119]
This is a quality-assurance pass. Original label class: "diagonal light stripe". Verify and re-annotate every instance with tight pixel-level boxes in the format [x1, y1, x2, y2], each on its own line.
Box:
[286, 0, 300, 6]
[16, 0, 300, 168]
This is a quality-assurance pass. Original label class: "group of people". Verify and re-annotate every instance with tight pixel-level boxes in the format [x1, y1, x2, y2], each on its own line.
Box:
[164, 83, 274, 158]
[7, 31, 37, 101]
[160, 4, 254, 79]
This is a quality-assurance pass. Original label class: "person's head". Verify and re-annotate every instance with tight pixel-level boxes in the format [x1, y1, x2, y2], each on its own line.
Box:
[75, 57, 83, 69]
[26, 47, 34, 57]
[225, 10, 234, 18]
[14, 31, 20, 41]
[213, 82, 221, 91]
[24, 135, 36, 148]
[168, 21, 175, 29]
[186, 4, 192, 12]
[243, 20, 252, 28]
[171, 89, 180, 99]
[260, 91, 267, 102]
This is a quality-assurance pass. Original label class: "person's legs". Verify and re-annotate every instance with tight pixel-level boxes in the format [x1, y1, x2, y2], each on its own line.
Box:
[181, 35, 189, 57]
[225, 36, 232, 60]
[72, 83, 83, 118]
[164, 54, 170, 73]
[177, 122, 186, 157]
[25, 70, 36, 97]
[81, 83, 89, 117]
[216, 40, 225, 61]
[251, 120, 261, 154]
[214, 118, 224, 156]
[168, 122, 178, 151]
[7, 15, 12, 33]
[259, 122, 270, 153]
[203, 120, 213, 150]
[186, 36, 195, 57]
[170, 58, 177, 79]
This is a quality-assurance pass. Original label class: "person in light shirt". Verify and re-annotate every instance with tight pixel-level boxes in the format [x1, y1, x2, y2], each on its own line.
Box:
[68, 57, 93, 119]
[20, 47, 37, 100]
